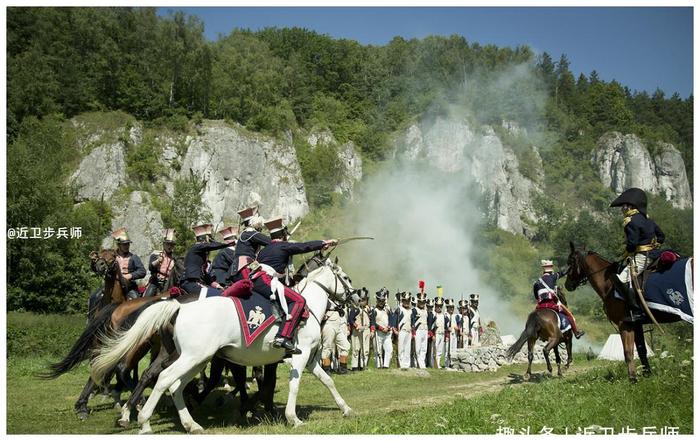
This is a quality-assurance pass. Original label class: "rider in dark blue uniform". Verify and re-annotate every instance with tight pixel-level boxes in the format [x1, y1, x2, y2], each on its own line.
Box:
[209, 226, 238, 287]
[610, 187, 666, 321]
[251, 217, 337, 354]
[180, 224, 235, 296]
[227, 206, 271, 284]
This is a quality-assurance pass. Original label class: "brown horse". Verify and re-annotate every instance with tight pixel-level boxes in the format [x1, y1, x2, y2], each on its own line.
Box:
[42, 251, 182, 419]
[564, 241, 686, 382]
[506, 304, 573, 380]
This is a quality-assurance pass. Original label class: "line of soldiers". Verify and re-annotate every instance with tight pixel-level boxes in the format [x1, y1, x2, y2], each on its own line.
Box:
[90, 205, 337, 355]
[320, 287, 482, 372]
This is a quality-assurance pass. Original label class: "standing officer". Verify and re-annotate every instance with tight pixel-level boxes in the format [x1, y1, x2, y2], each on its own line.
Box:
[348, 288, 371, 371]
[411, 293, 429, 369]
[370, 288, 393, 369]
[468, 293, 482, 346]
[396, 292, 413, 369]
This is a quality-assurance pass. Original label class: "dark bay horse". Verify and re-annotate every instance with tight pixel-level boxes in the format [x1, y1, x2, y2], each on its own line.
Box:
[41, 251, 183, 419]
[564, 241, 686, 382]
[506, 304, 573, 379]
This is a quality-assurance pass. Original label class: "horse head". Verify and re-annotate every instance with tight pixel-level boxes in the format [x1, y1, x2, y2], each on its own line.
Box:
[307, 256, 360, 307]
[564, 241, 589, 291]
[92, 249, 118, 278]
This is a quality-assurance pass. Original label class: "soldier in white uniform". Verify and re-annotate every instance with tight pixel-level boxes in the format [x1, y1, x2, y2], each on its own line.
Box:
[468, 293, 481, 347]
[349, 288, 371, 371]
[411, 293, 429, 369]
[370, 288, 393, 369]
[458, 299, 470, 348]
[432, 297, 448, 368]
[445, 299, 460, 364]
[321, 306, 351, 374]
[396, 292, 413, 370]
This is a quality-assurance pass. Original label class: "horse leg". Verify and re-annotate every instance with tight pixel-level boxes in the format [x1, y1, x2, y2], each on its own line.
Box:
[543, 338, 557, 376]
[524, 338, 534, 381]
[262, 363, 278, 413]
[74, 377, 96, 420]
[232, 363, 251, 416]
[118, 347, 177, 428]
[565, 333, 573, 370]
[553, 345, 562, 377]
[619, 324, 638, 383]
[137, 355, 204, 434]
[285, 350, 313, 427]
[310, 357, 353, 418]
[194, 356, 224, 404]
[634, 323, 652, 377]
[169, 361, 210, 434]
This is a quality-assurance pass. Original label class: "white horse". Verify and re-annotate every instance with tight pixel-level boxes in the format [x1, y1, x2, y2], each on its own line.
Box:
[91, 257, 360, 434]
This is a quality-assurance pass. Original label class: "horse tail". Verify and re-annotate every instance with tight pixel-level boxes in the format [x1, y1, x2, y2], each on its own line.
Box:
[90, 300, 181, 386]
[39, 303, 119, 379]
[506, 311, 541, 361]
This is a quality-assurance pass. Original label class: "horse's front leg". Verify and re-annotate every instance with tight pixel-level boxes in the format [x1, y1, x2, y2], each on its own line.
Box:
[309, 347, 352, 417]
[619, 324, 638, 383]
[553, 345, 562, 377]
[543, 338, 557, 375]
[524, 339, 534, 381]
[634, 323, 652, 377]
[285, 349, 312, 427]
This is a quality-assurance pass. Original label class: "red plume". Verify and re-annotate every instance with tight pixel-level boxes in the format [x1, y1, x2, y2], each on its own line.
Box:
[418, 280, 425, 289]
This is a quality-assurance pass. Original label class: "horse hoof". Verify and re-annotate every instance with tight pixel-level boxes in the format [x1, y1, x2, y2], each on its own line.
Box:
[523, 373, 530, 381]
[642, 369, 652, 378]
[114, 402, 123, 411]
[293, 419, 305, 428]
[343, 407, 354, 418]
[117, 418, 130, 428]
[629, 377, 638, 384]
[138, 427, 152, 435]
[189, 424, 205, 434]
[77, 411, 89, 421]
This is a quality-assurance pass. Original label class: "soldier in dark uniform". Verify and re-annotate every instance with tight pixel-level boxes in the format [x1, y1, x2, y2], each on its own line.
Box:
[144, 228, 179, 298]
[180, 224, 235, 296]
[425, 298, 436, 368]
[112, 227, 146, 300]
[534, 259, 585, 338]
[227, 206, 271, 284]
[209, 226, 238, 287]
[250, 217, 337, 354]
[610, 187, 666, 321]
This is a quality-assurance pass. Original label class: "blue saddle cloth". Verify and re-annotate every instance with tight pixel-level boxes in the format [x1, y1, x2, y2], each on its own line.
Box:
[557, 312, 571, 332]
[644, 258, 693, 323]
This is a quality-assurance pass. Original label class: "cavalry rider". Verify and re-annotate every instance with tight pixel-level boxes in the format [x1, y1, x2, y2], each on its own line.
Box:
[609, 187, 666, 321]
[432, 297, 449, 368]
[112, 227, 146, 300]
[395, 292, 413, 369]
[227, 206, 271, 284]
[250, 217, 337, 354]
[534, 259, 585, 339]
[180, 224, 235, 296]
[209, 226, 238, 287]
[144, 228, 178, 297]
[370, 288, 393, 369]
[348, 288, 371, 371]
[411, 293, 429, 369]
[467, 294, 481, 347]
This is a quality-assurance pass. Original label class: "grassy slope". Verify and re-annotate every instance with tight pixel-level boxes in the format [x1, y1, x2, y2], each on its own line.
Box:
[7, 311, 693, 434]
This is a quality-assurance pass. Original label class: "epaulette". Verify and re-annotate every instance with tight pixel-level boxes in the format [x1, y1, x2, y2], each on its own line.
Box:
[152, 250, 162, 255]
[622, 216, 632, 227]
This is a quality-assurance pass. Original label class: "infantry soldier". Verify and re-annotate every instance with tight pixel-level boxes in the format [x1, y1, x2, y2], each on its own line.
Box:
[370, 288, 393, 369]
[396, 292, 413, 369]
[445, 298, 461, 361]
[411, 293, 429, 369]
[112, 227, 146, 300]
[432, 297, 449, 368]
[143, 228, 178, 297]
[458, 299, 469, 348]
[348, 288, 371, 371]
[534, 259, 585, 338]
[209, 226, 238, 287]
[180, 224, 234, 296]
[468, 293, 481, 346]
[227, 207, 271, 284]
[425, 297, 436, 368]
[321, 305, 351, 374]
[609, 187, 666, 321]
[251, 217, 337, 353]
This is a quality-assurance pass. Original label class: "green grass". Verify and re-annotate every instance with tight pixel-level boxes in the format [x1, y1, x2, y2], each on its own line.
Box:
[6, 313, 693, 434]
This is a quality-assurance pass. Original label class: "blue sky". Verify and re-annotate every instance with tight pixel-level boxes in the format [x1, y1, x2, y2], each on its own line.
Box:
[158, 7, 693, 98]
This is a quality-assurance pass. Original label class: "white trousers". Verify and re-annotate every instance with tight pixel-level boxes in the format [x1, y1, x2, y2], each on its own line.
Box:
[415, 329, 428, 369]
[470, 327, 480, 346]
[398, 330, 412, 368]
[448, 332, 458, 358]
[374, 331, 393, 368]
[618, 253, 649, 284]
[435, 332, 445, 368]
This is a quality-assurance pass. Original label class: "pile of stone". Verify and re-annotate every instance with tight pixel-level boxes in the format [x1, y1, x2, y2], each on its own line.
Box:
[447, 341, 547, 373]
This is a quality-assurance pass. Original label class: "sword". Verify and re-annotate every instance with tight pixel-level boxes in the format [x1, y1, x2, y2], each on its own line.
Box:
[288, 221, 302, 238]
[337, 236, 374, 245]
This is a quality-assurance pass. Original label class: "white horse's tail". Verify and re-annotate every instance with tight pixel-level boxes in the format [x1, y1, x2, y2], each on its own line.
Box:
[90, 300, 181, 385]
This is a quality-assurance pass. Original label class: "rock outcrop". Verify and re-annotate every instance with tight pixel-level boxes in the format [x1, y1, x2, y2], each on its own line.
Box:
[394, 117, 541, 236]
[308, 130, 363, 198]
[592, 132, 692, 209]
[69, 142, 127, 202]
[100, 191, 164, 263]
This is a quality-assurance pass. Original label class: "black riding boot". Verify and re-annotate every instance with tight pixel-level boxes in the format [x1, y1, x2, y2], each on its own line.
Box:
[614, 277, 644, 322]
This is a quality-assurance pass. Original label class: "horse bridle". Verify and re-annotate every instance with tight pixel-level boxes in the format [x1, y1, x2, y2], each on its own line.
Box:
[567, 250, 611, 290]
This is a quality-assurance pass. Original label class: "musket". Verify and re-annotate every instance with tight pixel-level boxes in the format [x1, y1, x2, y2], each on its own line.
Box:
[373, 329, 382, 368]
[358, 306, 366, 370]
